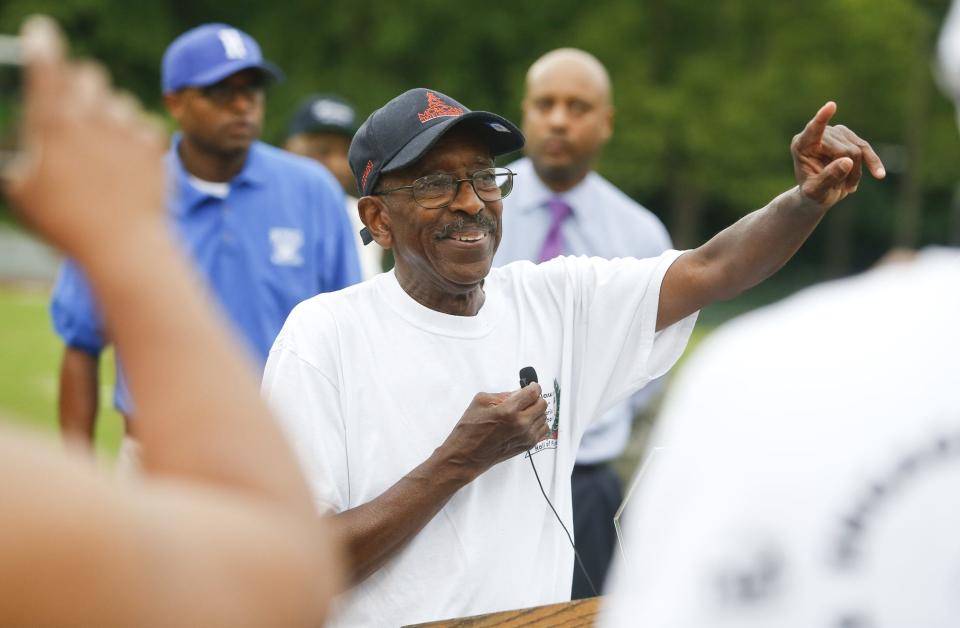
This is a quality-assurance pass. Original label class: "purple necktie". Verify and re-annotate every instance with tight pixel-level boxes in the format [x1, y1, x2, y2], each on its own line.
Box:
[538, 197, 573, 262]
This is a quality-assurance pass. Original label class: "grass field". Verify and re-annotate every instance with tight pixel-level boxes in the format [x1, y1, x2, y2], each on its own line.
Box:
[0, 283, 124, 456]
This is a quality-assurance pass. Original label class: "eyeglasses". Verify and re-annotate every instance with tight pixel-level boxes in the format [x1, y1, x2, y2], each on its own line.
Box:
[375, 167, 515, 209]
[198, 81, 265, 107]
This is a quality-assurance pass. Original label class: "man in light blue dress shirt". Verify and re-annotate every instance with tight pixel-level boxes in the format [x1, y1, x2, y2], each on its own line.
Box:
[494, 48, 671, 598]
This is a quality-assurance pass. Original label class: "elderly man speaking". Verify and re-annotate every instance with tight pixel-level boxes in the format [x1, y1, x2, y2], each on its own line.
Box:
[262, 87, 884, 626]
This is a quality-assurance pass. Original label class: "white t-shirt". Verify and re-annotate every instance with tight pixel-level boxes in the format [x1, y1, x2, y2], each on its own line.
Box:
[263, 252, 696, 626]
[601, 248, 960, 628]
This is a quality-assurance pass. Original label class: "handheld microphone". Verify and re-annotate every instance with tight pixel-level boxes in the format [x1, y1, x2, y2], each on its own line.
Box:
[519, 366, 538, 388]
[518, 366, 598, 597]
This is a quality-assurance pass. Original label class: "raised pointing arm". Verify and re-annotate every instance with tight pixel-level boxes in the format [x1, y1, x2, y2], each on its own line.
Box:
[656, 102, 885, 331]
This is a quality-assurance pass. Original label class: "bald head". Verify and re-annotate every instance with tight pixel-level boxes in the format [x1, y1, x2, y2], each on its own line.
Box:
[525, 48, 612, 105]
[522, 49, 613, 192]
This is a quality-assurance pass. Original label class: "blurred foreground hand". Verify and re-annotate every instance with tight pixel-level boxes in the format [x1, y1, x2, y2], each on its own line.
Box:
[0, 16, 340, 628]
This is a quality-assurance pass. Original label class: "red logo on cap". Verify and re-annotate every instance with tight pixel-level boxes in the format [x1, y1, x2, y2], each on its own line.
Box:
[360, 160, 374, 193]
[417, 92, 464, 123]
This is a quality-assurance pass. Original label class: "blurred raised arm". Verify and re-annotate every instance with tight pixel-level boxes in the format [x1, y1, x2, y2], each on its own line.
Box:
[0, 16, 339, 627]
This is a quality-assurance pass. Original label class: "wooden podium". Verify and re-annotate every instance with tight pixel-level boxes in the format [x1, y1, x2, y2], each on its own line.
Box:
[404, 597, 601, 627]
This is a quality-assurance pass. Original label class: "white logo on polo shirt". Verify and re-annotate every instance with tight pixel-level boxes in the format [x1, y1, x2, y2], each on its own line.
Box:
[218, 29, 248, 60]
[269, 228, 304, 266]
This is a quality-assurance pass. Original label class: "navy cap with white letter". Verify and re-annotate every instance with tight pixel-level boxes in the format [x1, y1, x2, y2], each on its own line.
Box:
[161, 23, 283, 93]
[348, 88, 524, 198]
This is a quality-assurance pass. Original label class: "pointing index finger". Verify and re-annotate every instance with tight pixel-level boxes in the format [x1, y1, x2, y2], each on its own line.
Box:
[20, 15, 64, 65]
[796, 101, 837, 149]
[19, 16, 67, 129]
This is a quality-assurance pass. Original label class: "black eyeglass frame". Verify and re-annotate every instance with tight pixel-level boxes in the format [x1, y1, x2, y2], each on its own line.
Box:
[373, 167, 516, 209]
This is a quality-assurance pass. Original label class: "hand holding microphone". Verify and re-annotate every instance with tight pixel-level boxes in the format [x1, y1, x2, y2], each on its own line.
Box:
[436, 373, 548, 481]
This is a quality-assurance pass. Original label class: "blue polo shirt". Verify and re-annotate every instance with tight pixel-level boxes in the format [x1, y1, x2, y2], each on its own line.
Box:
[50, 139, 361, 415]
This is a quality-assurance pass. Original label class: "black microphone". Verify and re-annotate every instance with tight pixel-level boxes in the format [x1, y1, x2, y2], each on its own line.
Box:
[359, 226, 373, 245]
[519, 366, 538, 388]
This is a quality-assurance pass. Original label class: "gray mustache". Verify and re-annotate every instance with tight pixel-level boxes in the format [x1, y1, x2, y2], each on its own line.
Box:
[436, 214, 498, 239]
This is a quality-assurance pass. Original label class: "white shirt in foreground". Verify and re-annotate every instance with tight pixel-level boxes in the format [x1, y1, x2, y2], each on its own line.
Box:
[602, 248, 960, 628]
[263, 252, 696, 627]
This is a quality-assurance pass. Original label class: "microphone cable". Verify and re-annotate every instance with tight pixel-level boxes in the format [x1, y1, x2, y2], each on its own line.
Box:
[520, 367, 599, 598]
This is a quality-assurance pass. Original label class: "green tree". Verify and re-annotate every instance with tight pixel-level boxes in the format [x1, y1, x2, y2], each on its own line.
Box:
[2, 0, 957, 274]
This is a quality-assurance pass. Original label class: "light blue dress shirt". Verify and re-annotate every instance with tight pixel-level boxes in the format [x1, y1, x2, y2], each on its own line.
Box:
[494, 157, 672, 464]
[50, 139, 361, 415]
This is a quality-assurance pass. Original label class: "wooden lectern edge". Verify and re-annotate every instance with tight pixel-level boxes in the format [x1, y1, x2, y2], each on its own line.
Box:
[403, 595, 603, 627]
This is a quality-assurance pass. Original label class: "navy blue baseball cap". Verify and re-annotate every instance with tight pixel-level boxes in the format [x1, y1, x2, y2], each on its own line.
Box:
[349, 88, 524, 197]
[288, 94, 359, 138]
[162, 23, 283, 93]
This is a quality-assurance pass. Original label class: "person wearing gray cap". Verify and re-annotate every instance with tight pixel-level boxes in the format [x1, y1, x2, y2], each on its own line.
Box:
[285, 94, 383, 279]
[50, 24, 361, 454]
[262, 87, 883, 626]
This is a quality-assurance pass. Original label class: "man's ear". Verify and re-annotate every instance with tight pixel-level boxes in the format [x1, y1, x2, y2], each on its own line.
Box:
[358, 196, 393, 249]
[600, 104, 614, 146]
[163, 92, 184, 121]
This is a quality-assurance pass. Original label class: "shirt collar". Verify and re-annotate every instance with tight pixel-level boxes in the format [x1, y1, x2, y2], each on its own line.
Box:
[509, 156, 594, 219]
[167, 135, 267, 215]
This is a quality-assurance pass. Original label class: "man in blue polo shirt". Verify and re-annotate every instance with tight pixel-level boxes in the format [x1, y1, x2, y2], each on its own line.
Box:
[52, 23, 360, 449]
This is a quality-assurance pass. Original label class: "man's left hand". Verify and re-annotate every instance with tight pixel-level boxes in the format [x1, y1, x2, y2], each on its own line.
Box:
[791, 101, 886, 208]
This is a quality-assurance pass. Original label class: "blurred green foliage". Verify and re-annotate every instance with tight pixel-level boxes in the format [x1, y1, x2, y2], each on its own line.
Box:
[1, 0, 958, 275]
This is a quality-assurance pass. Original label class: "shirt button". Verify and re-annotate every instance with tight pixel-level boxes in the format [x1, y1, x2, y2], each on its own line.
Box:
[222, 232, 233, 243]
